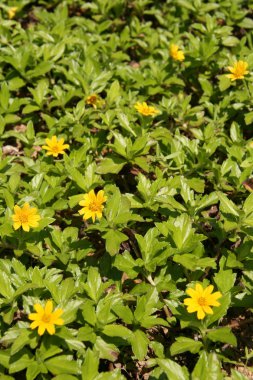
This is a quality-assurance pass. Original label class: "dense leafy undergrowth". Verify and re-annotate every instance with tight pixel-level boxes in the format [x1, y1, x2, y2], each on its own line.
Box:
[1, 0, 253, 379]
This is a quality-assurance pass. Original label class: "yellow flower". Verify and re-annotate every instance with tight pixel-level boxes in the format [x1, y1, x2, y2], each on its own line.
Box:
[86, 94, 104, 109]
[79, 189, 107, 222]
[170, 44, 185, 61]
[134, 102, 159, 116]
[8, 7, 18, 19]
[28, 300, 64, 336]
[42, 136, 69, 157]
[226, 60, 249, 81]
[12, 203, 41, 232]
[184, 283, 222, 320]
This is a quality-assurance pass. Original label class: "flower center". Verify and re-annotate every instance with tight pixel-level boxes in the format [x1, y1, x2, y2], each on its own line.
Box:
[89, 96, 97, 104]
[51, 145, 60, 153]
[19, 213, 29, 223]
[42, 313, 51, 323]
[198, 297, 206, 306]
[89, 201, 100, 212]
[235, 65, 245, 77]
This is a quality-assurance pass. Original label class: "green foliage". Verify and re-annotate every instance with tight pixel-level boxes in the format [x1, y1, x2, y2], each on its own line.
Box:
[0, 0, 252, 378]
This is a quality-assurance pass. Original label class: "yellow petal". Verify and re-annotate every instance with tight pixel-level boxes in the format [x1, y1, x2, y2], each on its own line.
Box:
[14, 205, 21, 213]
[28, 313, 40, 321]
[23, 203, 30, 210]
[22, 223, 30, 232]
[186, 287, 198, 298]
[46, 323, 55, 335]
[78, 208, 85, 215]
[38, 324, 46, 336]
[95, 212, 102, 219]
[52, 308, 63, 320]
[187, 305, 199, 313]
[45, 300, 53, 314]
[30, 320, 40, 329]
[184, 298, 194, 306]
[97, 190, 106, 202]
[34, 304, 44, 315]
[203, 305, 213, 314]
[195, 283, 204, 295]
[197, 307, 205, 319]
[54, 318, 64, 326]
[203, 285, 214, 296]
[13, 222, 21, 230]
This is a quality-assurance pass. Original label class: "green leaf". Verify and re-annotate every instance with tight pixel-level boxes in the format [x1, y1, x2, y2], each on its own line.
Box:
[9, 349, 33, 374]
[11, 330, 31, 355]
[113, 250, 142, 279]
[94, 337, 119, 362]
[191, 352, 223, 380]
[26, 362, 41, 380]
[0, 271, 15, 299]
[207, 327, 237, 346]
[27, 61, 53, 78]
[102, 324, 134, 341]
[130, 329, 149, 360]
[83, 267, 106, 303]
[0, 349, 10, 369]
[45, 355, 79, 375]
[214, 269, 236, 293]
[53, 376, 78, 380]
[170, 337, 202, 356]
[0, 82, 10, 110]
[205, 293, 231, 327]
[104, 229, 128, 255]
[231, 369, 250, 380]
[81, 348, 99, 380]
[107, 80, 121, 104]
[96, 157, 126, 174]
[216, 191, 239, 217]
[156, 359, 189, 380]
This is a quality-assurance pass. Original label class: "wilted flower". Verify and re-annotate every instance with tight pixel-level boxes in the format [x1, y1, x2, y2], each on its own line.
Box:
[42, 136, 69, 157]
[29, 300, 64, 336]
[184, 283, 222, 320]
[226, 60, 249, 81]
[86, 94, 104, 109]
[79, 189, 107, 222]
[134, 102, 159, 116]
[12, 203, 41, 232]
[170, 44, 185, 61]
[8, 7, 18, 19]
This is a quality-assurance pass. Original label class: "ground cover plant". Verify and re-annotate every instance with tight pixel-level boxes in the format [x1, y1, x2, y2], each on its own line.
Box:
[1, 0, 253, 379]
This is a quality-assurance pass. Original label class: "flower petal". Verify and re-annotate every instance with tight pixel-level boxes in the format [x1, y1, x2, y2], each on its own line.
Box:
[54, 318, 64, 326]
[28, 313, 40, 321]
[34, 304, 44, 315]
[46, 323, 55, 335]
[203, 285, 214, 297]
[38, 324, 46, 336]
[45, 300, 53, 314]
[197, 307, 205, 320]
[52, 308, 63, 320]
[203, 305, 213, 314]
[30, 320, 40, 329]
